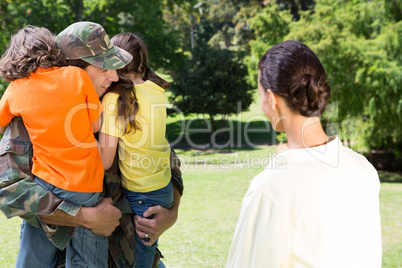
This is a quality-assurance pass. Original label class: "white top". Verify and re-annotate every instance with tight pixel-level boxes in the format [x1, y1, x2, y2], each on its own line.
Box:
[227, 136, 382, 268]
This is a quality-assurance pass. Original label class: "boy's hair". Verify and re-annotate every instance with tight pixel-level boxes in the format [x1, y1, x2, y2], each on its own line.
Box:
[0, 25, 67, 82]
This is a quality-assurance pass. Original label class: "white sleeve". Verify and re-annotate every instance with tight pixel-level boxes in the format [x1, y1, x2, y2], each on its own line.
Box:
[226, 187, 290, 268]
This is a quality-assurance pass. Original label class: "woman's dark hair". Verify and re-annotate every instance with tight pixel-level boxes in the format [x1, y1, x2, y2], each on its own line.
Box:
[107, 33, 171, 134]
[258, 40, 331, 117]
[0, 25, 67, 82]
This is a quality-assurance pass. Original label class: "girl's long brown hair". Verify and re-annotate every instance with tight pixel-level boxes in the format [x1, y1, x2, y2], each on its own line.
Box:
[108, 33, 171, 134]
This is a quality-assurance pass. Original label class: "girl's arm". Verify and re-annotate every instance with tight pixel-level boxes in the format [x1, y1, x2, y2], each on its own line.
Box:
[98, 131, 119, 170]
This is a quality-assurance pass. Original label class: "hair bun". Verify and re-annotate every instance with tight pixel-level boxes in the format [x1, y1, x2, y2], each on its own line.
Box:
[289, 73, 331, 117]
[258, 40, 332, 117]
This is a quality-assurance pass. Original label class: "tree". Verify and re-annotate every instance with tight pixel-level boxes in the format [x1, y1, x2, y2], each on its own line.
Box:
[164, 0, 265, 52]
[179, 1, 204, 50]
[274, 0, 315, 20]
[165, 2, 256, 141]
[103, 0, 185, 71]
[169, 19, 253, 137]
[204, 0, 261, 51]
[247, 0, 402, 165]
[0, 0, 186, 96]
[288, 0, 402, 153]
[246, 4, 293, 87]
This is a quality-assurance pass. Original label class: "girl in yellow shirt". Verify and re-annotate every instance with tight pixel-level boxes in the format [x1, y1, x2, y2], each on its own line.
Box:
[98, 33, 173, 268]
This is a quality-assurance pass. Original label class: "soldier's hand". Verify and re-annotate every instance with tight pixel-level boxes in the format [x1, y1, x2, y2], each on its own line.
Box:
[134, 204, 178, 246]
[83, 198, 122, 236]
[134, 185, 181, 246]
[39, 197, 121, 236]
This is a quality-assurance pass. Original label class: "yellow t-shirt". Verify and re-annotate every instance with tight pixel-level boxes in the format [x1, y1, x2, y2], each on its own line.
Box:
[101, 80, 171, 192]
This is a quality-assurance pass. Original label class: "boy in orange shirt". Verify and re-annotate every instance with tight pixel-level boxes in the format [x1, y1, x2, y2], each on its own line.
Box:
[0, 22, 132, 268]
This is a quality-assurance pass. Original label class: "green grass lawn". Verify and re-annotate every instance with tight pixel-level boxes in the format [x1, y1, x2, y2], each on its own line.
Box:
[0, 216, 20, 267]
[1, 148, 401, 267]
[159, 155, 402, 268]
[1, 92, 401, 266]
[379, 171, 402, 267]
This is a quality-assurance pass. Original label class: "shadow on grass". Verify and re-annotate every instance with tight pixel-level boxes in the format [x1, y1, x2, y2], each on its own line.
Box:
[378, 171, 402, 183]
[166, 118, 278, 149]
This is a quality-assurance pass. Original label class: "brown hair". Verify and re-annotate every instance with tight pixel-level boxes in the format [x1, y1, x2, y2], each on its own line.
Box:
[108, 33, 171, 133]
[111, 33, 171, 90]
[0, 25, 67, 82]
[258, 40, 331, 117]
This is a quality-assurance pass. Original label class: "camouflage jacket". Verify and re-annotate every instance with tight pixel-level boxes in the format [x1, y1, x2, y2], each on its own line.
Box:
[0, 117, 183, 268]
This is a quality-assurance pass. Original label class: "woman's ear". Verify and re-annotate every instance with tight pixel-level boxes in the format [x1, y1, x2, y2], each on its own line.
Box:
[267, 90, 278, 110]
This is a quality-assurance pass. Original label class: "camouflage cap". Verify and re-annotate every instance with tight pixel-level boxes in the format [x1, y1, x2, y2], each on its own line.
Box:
[56, 21, 132, 70]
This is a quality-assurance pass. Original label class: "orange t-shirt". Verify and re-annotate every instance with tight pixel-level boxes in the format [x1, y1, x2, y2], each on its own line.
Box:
[0, 66, 104, 192]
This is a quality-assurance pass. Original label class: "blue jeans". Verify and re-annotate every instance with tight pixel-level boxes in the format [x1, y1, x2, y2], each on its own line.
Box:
[124, 180, 174, 268]
[16, 177, 108, 268]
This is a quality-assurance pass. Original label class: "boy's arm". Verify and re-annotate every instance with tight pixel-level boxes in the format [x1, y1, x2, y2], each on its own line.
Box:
[91, 116, 101, 133]
[0, 126, 6, 134]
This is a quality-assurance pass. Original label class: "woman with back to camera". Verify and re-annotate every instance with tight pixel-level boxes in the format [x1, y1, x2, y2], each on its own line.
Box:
[226, 40, 382, 268]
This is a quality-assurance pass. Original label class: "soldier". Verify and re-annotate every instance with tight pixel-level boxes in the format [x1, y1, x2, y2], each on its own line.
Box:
[0, 22, 132, 267]
[0, 22, 183, 268]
